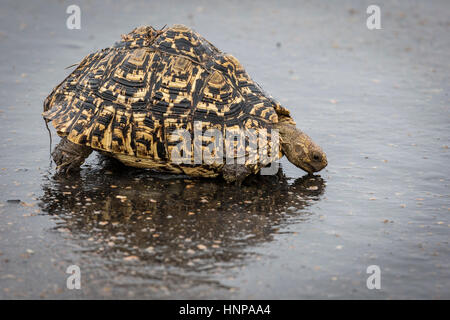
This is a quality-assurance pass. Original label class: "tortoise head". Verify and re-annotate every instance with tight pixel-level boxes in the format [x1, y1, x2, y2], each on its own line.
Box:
[274, 121, 327, 174]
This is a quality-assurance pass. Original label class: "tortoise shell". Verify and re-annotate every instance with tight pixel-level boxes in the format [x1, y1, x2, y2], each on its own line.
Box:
[43, 25, 295, 177]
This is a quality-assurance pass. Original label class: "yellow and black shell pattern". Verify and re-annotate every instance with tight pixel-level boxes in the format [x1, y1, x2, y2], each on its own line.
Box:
[43, 25, 295, 177]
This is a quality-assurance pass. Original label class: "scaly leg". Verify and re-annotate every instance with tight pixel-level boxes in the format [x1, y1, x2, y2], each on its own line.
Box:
[52, 137, 92, 173]
[222, 163, 251, 186]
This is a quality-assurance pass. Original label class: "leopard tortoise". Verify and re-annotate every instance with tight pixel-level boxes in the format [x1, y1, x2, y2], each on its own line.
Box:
[43, 25, 327, 183]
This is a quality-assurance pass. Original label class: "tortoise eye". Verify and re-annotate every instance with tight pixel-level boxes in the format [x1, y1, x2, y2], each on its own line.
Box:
[312, 151, 322, 162]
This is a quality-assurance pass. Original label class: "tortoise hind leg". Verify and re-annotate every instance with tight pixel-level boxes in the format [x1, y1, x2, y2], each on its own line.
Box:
[52, 137, 92, 173]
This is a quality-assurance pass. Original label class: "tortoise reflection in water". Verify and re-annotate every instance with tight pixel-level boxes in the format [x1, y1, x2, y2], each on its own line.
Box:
[40, 167, 326, 272]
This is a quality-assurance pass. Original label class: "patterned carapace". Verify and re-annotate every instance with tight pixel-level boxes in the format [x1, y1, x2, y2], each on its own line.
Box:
[43, 25, 295, 177]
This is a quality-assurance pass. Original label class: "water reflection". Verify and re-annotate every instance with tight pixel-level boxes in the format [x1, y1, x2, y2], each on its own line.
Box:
[39, 160, 326, 295]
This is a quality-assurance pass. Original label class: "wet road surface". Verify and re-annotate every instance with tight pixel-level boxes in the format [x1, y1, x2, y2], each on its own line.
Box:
[0, 0, 449, 299]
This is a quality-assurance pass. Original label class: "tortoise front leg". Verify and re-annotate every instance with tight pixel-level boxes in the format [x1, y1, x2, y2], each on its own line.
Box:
[52, 137, 92, 173]
[222, 163, 251, 186]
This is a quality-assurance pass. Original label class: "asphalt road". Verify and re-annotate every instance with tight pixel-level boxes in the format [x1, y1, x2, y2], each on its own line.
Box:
[0, 0, 449, 299]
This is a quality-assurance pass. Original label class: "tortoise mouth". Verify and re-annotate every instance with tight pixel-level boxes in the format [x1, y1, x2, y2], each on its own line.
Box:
[299, 162, 315, 174]
[299, 161, 327, 174]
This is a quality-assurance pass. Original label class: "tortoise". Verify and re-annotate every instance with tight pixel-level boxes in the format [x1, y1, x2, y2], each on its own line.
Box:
[43, 24, 327, 183]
